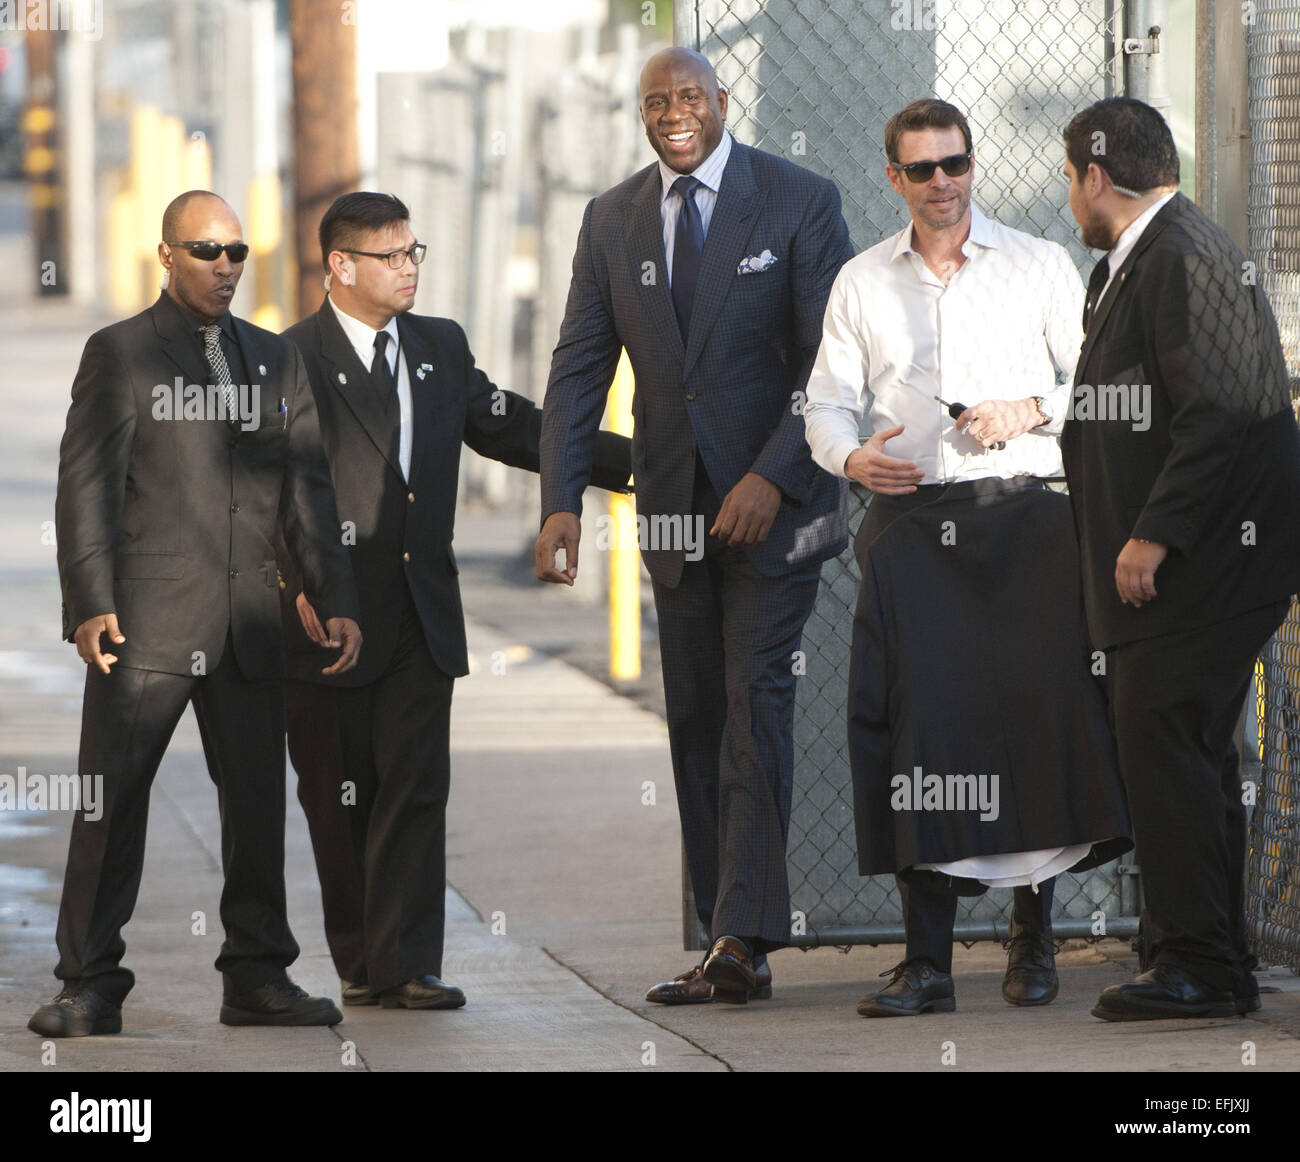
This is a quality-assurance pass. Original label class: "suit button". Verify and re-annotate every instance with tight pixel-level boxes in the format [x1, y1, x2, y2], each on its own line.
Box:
[229, 438, 237, 447]
[402, 552, 410, 563]
[685, 392, 697, 401]
[408, 491, 415, 503]
[230, 503, 240, 513]
[229, 569, 239, 578]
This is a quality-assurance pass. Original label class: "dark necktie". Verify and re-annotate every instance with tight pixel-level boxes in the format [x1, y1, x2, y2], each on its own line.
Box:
[369, 330, 401, 467]
[371, 331, 396, 404]
[1082, 255, 1111, 334]
[670, 175, 704, 341]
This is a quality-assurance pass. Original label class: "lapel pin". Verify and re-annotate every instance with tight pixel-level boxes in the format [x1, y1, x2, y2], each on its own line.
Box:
[416, 362, 433, 380]
[337, 372, 348, 385]
[258, 363, 267, 376]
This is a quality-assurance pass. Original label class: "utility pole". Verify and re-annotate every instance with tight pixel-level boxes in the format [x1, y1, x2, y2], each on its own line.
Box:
[23, 28, 64, 296]
[289, 0, 360, 319]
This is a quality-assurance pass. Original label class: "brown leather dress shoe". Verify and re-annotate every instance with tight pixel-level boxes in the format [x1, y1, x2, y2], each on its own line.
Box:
[702, 937, 757, 1004]
[341, 979, 378, 1006]
[645, 956, 773, 1005]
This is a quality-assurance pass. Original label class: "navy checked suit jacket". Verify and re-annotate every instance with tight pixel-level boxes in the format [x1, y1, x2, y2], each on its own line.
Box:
[540, 141, 855, 587]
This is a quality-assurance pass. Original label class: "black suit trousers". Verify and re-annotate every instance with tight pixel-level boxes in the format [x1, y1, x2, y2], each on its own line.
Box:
[650, 468, 821, 953]
[1111, 599, 1288, 992]
[286, 594, 453, 991]
[899, 873, 1055, 973]
[54, 638, 298, 1002]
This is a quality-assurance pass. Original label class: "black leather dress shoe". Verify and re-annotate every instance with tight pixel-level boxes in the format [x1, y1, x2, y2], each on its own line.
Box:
[28, 984, 122, 1037]
[1236, 971, 1261, 1015]
[1091, 964, 1239, 1021]
[220, 979, 343, 1026]
[378, 975, 466, 1010]
[857, 958, 956, 1017]
[646, 956, 772, 1004]
[341, 980, 378, 1006]
[701, 937, 758, 1004]
[1002, 931, 1059, 1006]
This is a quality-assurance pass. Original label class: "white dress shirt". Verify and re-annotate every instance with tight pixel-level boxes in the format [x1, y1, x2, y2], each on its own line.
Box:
[804, 205, 1085, 484]
[657, 130, 733, 286]
[327, 294, 413, 480]
[1098, 189, 1177, 304]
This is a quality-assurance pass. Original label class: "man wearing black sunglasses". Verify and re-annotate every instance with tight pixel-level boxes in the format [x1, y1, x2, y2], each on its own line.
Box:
[31, 189, 361, 1037]
[804, 99, 1131, 1018]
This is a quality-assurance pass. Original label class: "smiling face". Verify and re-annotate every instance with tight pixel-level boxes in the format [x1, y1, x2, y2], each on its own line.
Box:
[886, 126, 973, 233]
[160, 195, 244, 323]
[639, 49, 728, 175]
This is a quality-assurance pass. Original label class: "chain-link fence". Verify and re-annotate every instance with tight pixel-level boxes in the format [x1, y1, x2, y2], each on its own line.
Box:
[1246, 0, 1300, 973]
[678, 0, 1134, 947]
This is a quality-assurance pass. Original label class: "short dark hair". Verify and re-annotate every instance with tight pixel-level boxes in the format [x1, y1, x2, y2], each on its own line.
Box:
[1062, 98, 1179, 192]
[318, 191, 410, 271]
[161, 190, 228, 241]
[884, 99, 973, 164]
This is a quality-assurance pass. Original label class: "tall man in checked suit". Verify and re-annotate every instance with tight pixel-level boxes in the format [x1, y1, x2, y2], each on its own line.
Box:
[30, 190, 361, 1037]
[1060, 99, 1300, 1019]
[536, 48, 854, 1003]
[281, 192, 630, 1009]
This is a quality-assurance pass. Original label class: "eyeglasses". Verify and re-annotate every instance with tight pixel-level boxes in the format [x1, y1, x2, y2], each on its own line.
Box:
[893, 152, 973, 183]
[166, 240, 250, 262]
[343, 244, 427, 270]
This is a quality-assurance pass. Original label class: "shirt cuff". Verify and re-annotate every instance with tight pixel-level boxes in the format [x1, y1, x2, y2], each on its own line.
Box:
[822, 437, 860, 479]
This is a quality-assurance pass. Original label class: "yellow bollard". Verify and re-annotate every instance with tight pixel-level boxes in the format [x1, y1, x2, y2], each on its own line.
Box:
[607, 349, 640, 681]
[246, 171, 283, 332]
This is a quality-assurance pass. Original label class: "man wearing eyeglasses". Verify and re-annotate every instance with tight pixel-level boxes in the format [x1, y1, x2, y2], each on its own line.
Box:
[278, 192, 630, 1011]
[30, 190, 361, 1037]
[803, 99, 1131, 1017]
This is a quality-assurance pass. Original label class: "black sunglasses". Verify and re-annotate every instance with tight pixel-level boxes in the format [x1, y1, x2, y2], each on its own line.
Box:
[343, 243, 427, 270]
[167, 240, 250, 262]
[894, 152, 973, 183]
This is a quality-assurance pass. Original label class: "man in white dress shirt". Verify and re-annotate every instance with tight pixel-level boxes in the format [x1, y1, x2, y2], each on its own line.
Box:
[804, 99, 1131, 1017]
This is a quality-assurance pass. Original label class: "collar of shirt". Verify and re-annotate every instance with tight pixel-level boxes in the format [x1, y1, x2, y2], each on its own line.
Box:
[327, 294, 399, 377]
[890, 202, 1001, 270]
[163, 291, 236, 344]
[657, 128, 732, 208]
[1106, 189, 1177, 282]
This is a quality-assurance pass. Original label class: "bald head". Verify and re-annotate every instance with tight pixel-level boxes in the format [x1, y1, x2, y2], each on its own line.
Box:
[639, 48, 728, 174]
[161, 190, 233, 245]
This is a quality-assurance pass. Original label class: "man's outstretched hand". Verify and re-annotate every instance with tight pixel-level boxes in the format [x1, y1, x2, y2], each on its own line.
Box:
[536, 511, 581, 585]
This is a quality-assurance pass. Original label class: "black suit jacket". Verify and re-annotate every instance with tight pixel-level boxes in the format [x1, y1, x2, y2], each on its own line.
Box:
[541, 141, 855, 587]
[280, 300, 631, 685]
[1061, 193, 1300, 649]
[55, 293, 358, 680]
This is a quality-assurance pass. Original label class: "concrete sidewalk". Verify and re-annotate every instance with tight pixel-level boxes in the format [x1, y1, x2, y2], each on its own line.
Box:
[1, 246, 1297, 1073]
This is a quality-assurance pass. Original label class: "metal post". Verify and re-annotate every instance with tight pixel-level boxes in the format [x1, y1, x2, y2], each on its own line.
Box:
[674, 0, 698, 50]
[1122, 0, 1170, 119]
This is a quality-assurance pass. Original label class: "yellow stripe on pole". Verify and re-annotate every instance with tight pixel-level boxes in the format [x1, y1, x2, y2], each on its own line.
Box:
[607, 349, 640, 681]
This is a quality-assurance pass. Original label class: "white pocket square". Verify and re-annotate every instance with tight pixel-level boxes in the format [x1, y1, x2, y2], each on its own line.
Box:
[737, 249, 778, 275]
